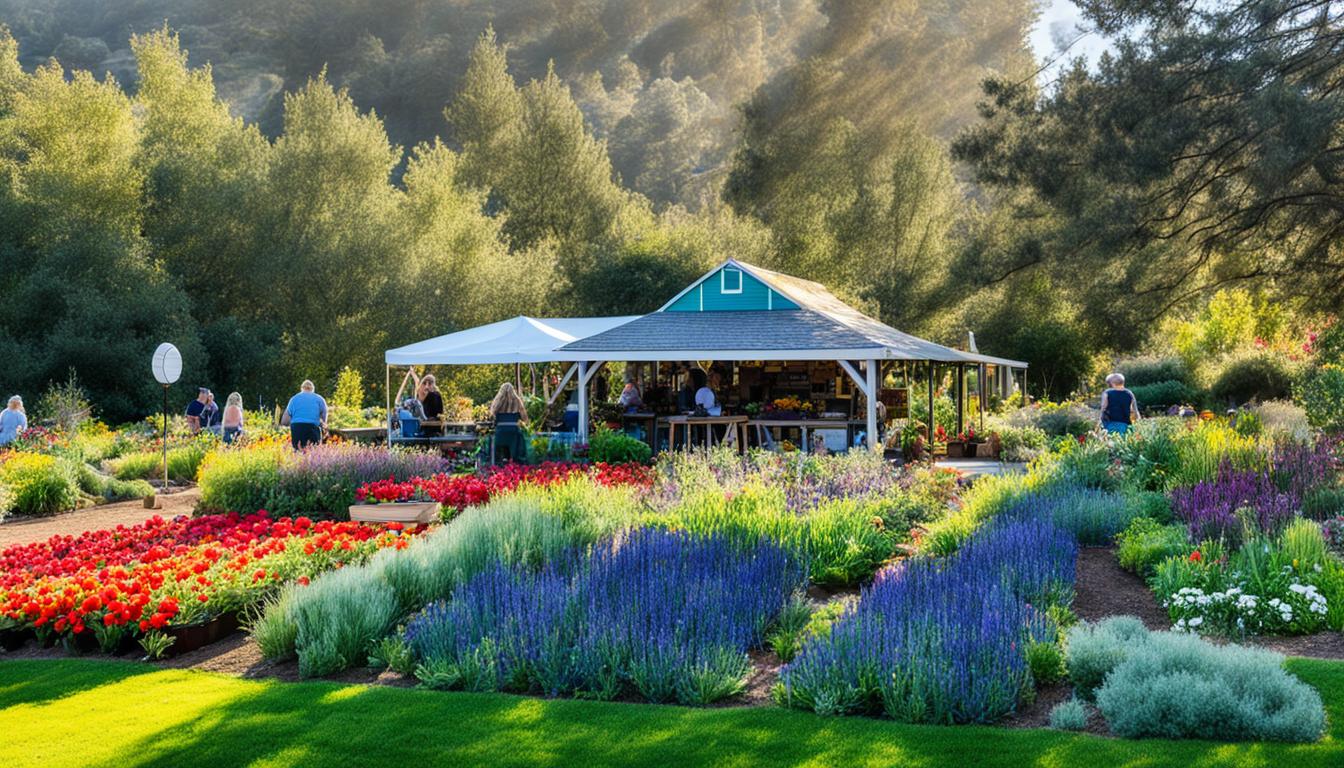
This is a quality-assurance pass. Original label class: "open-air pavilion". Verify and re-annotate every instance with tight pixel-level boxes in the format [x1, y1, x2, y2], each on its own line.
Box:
[383, 259, 1027, 455]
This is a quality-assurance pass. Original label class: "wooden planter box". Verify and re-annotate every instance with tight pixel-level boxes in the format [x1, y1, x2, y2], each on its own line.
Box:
[944, 441, 967, 458]
[975, 442, 997, 459]
[349, 501, 440, 524]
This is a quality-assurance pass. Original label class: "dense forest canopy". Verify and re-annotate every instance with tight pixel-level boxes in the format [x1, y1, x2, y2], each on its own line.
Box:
[0, 0, 1336, 420]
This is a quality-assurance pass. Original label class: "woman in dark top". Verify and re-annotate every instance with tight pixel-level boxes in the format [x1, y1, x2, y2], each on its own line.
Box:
[417, 374, 444, 420]
[1099, 373, 1140, 435]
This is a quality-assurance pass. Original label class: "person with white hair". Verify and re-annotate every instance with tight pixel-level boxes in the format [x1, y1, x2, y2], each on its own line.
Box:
[1099, 372, 1141, 435]
[281, 379, 327, 449]
[0, 395, 27, 446]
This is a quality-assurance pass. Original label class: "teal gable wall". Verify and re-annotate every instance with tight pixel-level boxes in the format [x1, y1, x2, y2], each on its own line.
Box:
[664, 267, 800, 312]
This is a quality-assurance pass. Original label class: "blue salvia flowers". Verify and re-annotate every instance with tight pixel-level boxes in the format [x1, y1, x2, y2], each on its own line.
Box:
[404, 529, 806, 704]
[778, 515, 1076, 724]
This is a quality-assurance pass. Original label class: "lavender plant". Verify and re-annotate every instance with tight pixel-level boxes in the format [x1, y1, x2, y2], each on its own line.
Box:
[404, 529, 805, 705]
[777, 516, 1076, 724]
[269, 445, 447, 518]
[1171, 466, 1299, 546]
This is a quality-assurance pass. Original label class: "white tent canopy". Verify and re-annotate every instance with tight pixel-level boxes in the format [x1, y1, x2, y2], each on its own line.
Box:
[384, 316, 639, 365]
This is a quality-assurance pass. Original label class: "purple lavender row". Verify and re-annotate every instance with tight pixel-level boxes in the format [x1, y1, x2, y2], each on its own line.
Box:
[404, 529, 806, 704]
[778, 515, 1076, 724]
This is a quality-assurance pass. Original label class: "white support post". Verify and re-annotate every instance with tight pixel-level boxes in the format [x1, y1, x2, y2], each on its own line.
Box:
[578, 361, 590, 443]
[865, 359, 879, 451]
[546, 363, 579, 407]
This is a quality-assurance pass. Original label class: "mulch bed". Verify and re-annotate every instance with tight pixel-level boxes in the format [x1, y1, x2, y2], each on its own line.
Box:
[1072, 546, 1170, 630]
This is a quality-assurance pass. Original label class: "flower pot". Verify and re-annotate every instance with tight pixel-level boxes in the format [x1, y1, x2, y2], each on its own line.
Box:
[348, 501, 440, 524]
[945, 441, 966, 459]
[975, 442, 997, 459]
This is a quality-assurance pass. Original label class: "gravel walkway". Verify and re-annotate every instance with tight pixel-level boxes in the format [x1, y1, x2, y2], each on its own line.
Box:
[0, 487, 200, 548]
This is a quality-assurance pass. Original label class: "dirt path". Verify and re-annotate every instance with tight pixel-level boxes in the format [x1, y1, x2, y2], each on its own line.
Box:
[0, 487, 201, 548]
[1073, 546, 1170, 630]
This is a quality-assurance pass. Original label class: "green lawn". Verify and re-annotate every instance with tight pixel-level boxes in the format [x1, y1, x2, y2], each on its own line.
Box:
[1, 657, 1342, 767]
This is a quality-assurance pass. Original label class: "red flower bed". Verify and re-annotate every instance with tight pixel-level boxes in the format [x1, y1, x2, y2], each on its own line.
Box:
[0, 512, 419, 652]
[353, 461, 655, 512]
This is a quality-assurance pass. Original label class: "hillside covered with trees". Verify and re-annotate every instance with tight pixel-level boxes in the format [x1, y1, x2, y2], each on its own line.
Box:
[0, 0, 1337, 419]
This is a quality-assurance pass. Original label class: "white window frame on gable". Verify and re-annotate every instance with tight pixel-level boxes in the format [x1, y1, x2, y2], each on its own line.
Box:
[721, 267, 744, 294]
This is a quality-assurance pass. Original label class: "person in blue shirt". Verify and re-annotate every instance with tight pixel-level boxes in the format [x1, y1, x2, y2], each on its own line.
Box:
[0, 395, 28, 446]
[282, 380, 328, 449]
[1099, 373, 1141, 435]
[185, 388, 209, 433]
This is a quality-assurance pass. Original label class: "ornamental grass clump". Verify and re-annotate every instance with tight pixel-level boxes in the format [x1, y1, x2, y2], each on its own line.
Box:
[292, 565, 400, 677]
[778, 516, 1075, 724]
[404, 529, 804, 705]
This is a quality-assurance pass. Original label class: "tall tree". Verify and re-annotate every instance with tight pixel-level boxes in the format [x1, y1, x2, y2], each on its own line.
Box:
[0, 41, 201, 420]
[132, 27, 278, 395]
[255, 74, 403, 390]
[953, 0, 1344, 319]
[448, 34, 625, 251]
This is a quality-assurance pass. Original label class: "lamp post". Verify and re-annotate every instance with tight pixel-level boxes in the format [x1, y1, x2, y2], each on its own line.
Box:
[151, 343, 182, 491]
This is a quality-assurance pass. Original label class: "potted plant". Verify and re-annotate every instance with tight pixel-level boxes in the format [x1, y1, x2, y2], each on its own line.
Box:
[592, 401, 623, 429]
[938, 424, 967, 458]
[349, 477, 441, 524]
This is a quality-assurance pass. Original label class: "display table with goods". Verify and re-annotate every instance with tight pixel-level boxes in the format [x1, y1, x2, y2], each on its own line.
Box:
[660, 415, 749, 451]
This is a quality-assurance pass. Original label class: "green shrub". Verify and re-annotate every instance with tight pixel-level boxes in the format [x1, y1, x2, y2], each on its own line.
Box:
[1303, 487, 1344, 520]
[993, 424, 1048, 463]
[1048, 699, 1089, 731]
[1297, 364, 1344, 432]
[1027, 640, 1066, 685]
[1129, 379, 1196, 411]
[765, 596, 814, 662]
[196, 444, 286, 513]
[75, 463, 152, 502]
[1, 453, 79, 517]
[1064, 616, 1149, 700]
[587, 425, 652, 464]
[1116, 356, 1192, 387]
[1208, 351, 1296, 406]
[109, 442, 209, 482]
[650, 485, 894, 586]
[0, 479, 12, 522]
[1032, 403, 1094, 438]
[1115, 517, 1190, 576]
[1095, 631, 1325, 742]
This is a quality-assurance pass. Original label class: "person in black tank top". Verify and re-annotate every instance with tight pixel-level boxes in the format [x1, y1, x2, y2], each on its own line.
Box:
[1099, 373, 1140, 435]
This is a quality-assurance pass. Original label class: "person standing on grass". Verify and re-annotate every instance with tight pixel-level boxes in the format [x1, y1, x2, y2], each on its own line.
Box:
[185, 387, 209, 434]
[0, 395, 27, 446]
[1099, 373, 1141, 436]
[282, 380, 327, 449]
[222, 392, 245, 445]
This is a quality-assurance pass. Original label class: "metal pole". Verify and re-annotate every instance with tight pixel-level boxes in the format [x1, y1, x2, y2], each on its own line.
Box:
[161, 384, 169, 490]
[385, 364, 391, 449]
